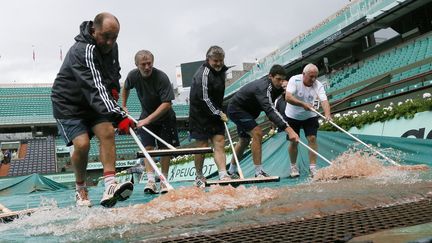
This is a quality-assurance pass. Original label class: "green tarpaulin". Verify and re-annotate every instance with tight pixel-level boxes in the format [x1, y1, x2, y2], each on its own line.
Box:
[0, 173, 67, 196]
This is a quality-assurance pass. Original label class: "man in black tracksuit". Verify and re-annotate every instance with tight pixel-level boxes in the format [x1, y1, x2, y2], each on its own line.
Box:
[189, 46, 231, 187]
[51, 12, 134, 208]
[227, 64, 299, 177]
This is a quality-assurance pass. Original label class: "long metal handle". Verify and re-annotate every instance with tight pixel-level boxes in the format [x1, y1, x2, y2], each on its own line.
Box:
[127, 114, 176, 150]
[311, 108, 400, 166]
[224, 122, 245, 179]
[129, 128, 174, 190]
[298, 140, 332, 165]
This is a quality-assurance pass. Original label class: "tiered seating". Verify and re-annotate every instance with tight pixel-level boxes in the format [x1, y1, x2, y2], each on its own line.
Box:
[119, 91, 141, 113]
[0, 87, 55, 125]
[7, 136, 56, 176]
[173, 104, 189, 117]
[350, 78, 432, 107]
[0, 87, 51, 97]
[390, 63, 432, 83]
[88, 135, 139, 161]
[327, 35, 432, 101]
[0, 85, 188, 125]
[119, 91, 190, 118]
[115, 135, 139, 159]
[87, 130, 192, 161]
[0, 97, 52, 117]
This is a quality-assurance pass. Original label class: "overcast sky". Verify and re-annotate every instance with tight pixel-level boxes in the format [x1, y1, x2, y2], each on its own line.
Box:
[0, 0, 348, 86]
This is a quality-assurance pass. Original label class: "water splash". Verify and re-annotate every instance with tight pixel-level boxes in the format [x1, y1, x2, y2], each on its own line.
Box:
[3, 185, 279, 239]
[313, 147, 429, 181]
[314, 149, 385, 180]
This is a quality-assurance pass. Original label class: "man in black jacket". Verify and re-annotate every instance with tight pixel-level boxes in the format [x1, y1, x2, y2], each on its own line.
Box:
[122, 50, 179, 194]
[189, 46, 231, 187]
[227, 64, 299, 177]
[51, 12, 134, 208]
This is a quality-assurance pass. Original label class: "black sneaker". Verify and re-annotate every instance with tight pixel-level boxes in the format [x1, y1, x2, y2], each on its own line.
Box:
[228, 171, 240, 179]
[193, 176, 207, 188]
[159, 182, 170, 194]
[144, 181, 158, 194]
[255, 170, 270, 178]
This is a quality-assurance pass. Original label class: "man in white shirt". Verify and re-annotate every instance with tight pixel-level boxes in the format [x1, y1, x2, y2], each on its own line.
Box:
[285, 63, 331, 177]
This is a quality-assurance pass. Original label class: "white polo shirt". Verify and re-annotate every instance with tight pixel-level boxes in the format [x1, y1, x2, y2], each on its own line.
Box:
[285, 74, 327, 120]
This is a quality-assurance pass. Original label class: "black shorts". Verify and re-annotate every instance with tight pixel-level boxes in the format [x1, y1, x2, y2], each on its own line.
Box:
[56, 117, 110, 146]
[286, 116, 319, 140]
[189, 120, 225, 140]
[227, 104, 257, 139]
[138, 118, 180, 148]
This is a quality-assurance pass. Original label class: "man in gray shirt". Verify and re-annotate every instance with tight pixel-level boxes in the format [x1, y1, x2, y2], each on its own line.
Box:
[122, 50, 179, 194]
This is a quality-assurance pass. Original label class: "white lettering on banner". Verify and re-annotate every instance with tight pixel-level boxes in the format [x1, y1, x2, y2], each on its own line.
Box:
[87, 160, 139, 170]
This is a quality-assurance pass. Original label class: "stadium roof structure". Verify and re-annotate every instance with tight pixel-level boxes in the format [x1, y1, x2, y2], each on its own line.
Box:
[288, 0, 431, 73]
[224, 0, 432, 98]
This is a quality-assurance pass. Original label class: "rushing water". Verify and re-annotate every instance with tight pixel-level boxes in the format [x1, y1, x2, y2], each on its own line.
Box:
[0, 150, 430, 242]
[314, 149, 429, 181]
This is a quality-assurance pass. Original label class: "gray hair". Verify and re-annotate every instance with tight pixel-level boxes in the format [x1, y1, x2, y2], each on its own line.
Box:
[135, 50, 154, 63]
[303, 63, 318, 74]
[206, 45, 225, 59]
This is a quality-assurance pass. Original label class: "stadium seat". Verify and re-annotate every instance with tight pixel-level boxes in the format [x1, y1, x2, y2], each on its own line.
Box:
[408, 82, 423, 90]
[350, 100, 360, 107]
[395, 87, 408, 94]
[423, 80, 432, 86]
[360, 97, 371, 104]
[371, 94, 383, 101]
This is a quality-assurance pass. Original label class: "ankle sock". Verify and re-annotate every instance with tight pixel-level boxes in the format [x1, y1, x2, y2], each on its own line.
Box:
[75, 181, 87, 191]
[228, 163, 237, 174]
[219, 170, 228, 180]
[147, 172, 155, 183]
[103, 171, 116, 188]
[254, 164, 264, 174]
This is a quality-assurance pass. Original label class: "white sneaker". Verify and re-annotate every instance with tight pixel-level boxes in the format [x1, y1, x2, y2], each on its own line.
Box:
[219, 174, 232, 181]
[290, 165, 300, 178]
[100, 181, 134, 208]
[310, 166, 317, 177]
[75, 188, 92, 207]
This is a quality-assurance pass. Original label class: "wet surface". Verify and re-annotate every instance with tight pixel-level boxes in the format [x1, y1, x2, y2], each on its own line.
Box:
[0, 151, 430, 242]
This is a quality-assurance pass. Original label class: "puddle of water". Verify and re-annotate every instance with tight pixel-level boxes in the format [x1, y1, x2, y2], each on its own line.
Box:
[0, 148, 430, 242]
[0, 185, 279, 241]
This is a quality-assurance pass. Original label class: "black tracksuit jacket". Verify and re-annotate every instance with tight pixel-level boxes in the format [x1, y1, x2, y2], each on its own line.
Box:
[51, 21, 126, 123]
[228, 76, 289, 131]
[189, 63, 228, 131]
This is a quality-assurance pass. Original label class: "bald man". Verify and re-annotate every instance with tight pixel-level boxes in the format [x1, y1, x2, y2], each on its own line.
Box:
[284, 63, 331, 177]
[52, 12, 134, 208]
